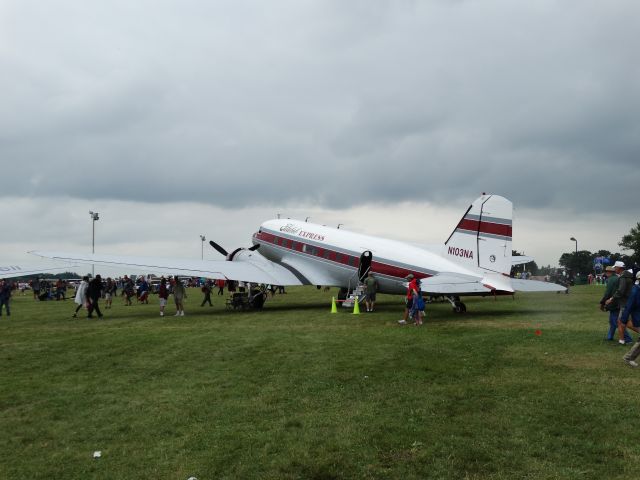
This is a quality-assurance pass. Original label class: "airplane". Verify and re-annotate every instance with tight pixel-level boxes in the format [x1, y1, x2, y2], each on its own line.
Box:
[30, 194, 565, 312]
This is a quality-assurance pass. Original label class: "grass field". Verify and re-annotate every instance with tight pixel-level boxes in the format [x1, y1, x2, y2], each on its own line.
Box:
[1, 285, 639, 479]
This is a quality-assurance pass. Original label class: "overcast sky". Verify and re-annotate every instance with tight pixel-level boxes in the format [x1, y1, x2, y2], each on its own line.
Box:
[1, 0, 638, 270]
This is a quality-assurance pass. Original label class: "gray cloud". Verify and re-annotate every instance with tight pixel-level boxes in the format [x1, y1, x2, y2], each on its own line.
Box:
[1, 0, 639, 215]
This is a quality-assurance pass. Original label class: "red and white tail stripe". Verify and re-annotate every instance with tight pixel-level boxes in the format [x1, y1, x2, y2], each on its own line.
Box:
[445, 195, 513, 275]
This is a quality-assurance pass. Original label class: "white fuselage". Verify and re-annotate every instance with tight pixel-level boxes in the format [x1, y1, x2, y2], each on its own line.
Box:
[252, 219, 479, 294]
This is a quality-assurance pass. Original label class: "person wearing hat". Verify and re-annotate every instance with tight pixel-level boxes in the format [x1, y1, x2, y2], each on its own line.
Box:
[600, 266, 626, 341]
[606, 261, 636, 344]
[399, 274, 418, 325]
[621, 271, 640, 367]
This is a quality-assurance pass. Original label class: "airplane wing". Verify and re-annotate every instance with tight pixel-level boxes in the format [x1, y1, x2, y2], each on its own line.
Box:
[30, 251, 304, 286]
[0, 264, 78, 279]
[418, 273, 565, 295]
[418, 273, 492, 295]
[512, 255, 535, 266]
[510, 278, 567, 292]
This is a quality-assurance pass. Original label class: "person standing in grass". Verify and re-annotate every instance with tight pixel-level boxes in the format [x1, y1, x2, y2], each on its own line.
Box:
[216, 278, 225, 295]
[137, 276, 149, 304]
[123, 276, 135, 306]
[399, 274, 417, 325]
[72, 276, 89, 318]
[0, 279, 12, 316]
[104, 277, 115, 309]
[158, 277, 169, 317]
[201, 280, 213, 307]
[87, 274, 104, 319]
[606, 261, 635, 344]
[364, 272, 379, 312]
[410, 278, 425, 326]
[601, 265, 633, 343]
[173, 276, 186, 316]
[622, 272, 640, 367]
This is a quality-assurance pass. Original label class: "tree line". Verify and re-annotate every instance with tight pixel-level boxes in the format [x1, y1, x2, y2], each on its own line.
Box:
[513, 222, 640, 277]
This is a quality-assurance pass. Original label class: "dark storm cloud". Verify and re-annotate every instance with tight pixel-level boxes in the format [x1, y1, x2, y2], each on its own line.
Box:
[1, 0, 638, 214]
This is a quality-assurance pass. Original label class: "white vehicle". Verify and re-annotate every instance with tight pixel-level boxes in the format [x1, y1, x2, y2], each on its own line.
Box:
[31, 194, 564, 312]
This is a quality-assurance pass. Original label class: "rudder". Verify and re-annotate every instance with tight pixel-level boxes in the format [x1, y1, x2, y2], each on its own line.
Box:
[444, 194, 513, 275]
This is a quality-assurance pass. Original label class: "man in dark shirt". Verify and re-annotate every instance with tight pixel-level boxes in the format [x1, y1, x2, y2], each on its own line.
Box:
[87, 274, 104, 319]
[0, 280, 12, 316]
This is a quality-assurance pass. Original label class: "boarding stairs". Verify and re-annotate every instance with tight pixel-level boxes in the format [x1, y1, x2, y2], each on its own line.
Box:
[342, 283, 366, 308]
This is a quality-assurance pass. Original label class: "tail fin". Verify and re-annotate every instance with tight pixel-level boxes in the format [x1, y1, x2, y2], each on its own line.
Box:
[444, 194, 513, 275]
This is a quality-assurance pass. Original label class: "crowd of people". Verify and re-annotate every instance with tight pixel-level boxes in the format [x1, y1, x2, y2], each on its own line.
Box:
[0, 274, 235, 319]
[598, 261, 640, 367]
[0, 274, 289, 319]
[3, 265, 640, 370]
[68, 274, 220, 318]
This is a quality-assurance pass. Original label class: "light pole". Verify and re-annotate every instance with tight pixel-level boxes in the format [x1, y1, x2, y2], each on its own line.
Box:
[570, 237, 578, 254]
[200, 235, 206, 260]
[89, 211, 99, 276]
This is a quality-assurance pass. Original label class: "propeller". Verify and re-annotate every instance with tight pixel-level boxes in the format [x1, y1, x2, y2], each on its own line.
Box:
[209, 240, 259, 260]
[209, 241, 228, 257]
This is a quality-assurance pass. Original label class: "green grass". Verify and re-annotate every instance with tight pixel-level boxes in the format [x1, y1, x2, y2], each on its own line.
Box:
[1, 285, 639, 479]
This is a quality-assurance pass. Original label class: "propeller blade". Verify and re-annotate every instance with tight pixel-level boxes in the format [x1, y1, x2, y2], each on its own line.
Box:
[209, 241, 228, 257]
[249, 244, 260, 251]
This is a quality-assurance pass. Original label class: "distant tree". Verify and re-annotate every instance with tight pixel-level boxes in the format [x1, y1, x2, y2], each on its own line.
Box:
[559, 250, 593, 276]
[619, 223, 640, 264]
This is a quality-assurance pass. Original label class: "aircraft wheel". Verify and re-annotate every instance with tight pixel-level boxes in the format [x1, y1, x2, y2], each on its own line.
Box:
[453, 302, 466, 313]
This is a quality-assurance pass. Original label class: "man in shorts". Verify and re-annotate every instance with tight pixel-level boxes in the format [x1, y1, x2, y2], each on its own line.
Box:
[364, 272, 379, 312]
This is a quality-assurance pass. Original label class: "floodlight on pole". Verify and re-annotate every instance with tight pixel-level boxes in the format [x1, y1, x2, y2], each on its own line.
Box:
[570, 237, 578, 254]
[200, 235, 206, 260]
[89, 211, 99, 276]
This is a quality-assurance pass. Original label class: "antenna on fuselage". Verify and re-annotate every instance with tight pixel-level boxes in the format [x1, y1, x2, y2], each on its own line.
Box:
[305, 217, 311, 222]
[337, 224, 343, 229]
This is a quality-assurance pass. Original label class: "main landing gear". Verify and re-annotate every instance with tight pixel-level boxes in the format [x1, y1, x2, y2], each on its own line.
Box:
[446, 295, 467, 313]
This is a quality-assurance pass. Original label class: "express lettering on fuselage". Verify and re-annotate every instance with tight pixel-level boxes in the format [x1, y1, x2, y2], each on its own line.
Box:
[0, 266, 22, 272]
[297, 231, 325, 242]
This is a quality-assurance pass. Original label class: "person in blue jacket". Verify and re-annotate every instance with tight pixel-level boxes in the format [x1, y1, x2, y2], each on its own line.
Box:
[622, 271, 640, 367]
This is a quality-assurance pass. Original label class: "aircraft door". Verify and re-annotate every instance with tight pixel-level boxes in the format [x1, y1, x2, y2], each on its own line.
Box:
[358, 251, 372, 282]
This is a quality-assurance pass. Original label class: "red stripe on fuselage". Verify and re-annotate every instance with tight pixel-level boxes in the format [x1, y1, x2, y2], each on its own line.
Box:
[457, 218, 512, 237]
[254, 231, 432, 281]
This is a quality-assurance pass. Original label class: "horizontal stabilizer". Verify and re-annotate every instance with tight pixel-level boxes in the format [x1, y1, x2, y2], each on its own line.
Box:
[512, 255, 535, 266]
[510, 279, 567, 292]
[418, 273, 490, 295]
[481, 273, 515, 293]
